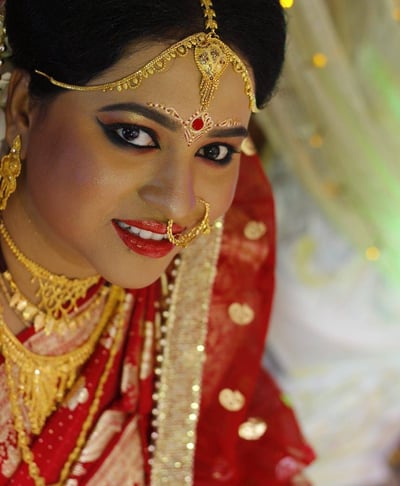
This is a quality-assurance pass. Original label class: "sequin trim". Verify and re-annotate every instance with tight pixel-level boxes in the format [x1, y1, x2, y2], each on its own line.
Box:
[150, 220, 223, 484]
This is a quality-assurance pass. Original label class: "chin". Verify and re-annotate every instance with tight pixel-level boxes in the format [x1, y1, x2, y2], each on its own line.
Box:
[93, 254, 176, 290]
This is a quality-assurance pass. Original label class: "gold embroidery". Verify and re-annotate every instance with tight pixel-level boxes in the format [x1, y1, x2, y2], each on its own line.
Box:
[238, 417, 267, 440]
[85, 417, 145, 486]
[64, 377, 89, 411]
[140, 320, 154, 380]
[2, 439, 20, 478]
[244, 221, 267, 240]
[228, 302, 254, 326]
[218, 388, 245, 412]
[121, 363, 138, 394]
[76, 411, 126, 464]
[150, 220, 223, 485]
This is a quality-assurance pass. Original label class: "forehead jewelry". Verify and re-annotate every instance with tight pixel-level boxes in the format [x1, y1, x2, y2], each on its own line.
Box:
[147, 102, 240, 146]
[34, 0, 258, 113]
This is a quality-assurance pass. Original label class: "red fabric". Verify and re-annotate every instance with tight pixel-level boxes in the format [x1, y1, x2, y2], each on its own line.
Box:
[0, 153, 315, 485]
[193, 153, 315, 485]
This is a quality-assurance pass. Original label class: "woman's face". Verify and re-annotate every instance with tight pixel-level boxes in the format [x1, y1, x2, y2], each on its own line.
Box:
[5, 43, 252, 288]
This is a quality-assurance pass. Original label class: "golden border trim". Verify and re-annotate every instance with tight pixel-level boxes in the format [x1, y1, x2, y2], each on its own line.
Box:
[150, 221, 223, 485]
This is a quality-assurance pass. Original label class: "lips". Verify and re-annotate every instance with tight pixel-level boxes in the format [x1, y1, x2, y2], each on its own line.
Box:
[112, 219, 183, 258]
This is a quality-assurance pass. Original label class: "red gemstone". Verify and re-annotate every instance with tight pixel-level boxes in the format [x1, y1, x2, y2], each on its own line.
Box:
[191, 117, 204, 131]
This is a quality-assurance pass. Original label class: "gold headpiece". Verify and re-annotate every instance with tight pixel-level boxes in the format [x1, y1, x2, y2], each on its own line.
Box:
[34, 0, 258, 112]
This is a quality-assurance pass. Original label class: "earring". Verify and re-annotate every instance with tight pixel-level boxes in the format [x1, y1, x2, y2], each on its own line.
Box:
[0, 135, 22, 211]
[167, 199, 211, 248]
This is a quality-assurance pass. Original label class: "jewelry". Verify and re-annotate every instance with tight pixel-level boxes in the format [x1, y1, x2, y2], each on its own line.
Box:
[0, 269, 109, 335]
[166, 199, 211, 248]
[34, 1, 258, 112]
[147, 102, 240, 146]
[2, 285, 129, 486]
[0, 220, 101, 322]
[0, 285, 121, 435]
[0, 135, 22, 211]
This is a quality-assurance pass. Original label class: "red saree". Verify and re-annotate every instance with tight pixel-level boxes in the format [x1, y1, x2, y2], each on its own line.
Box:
[0, 152, 315, 485]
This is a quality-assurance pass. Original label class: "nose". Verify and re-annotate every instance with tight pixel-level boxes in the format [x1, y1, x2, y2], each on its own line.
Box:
[138, 156, 198, 225]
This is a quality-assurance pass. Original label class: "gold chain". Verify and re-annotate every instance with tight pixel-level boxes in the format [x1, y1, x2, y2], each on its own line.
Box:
[35, 32, 258, 113]
[2, 285, 129, 486]
[0, 220, 101, 321]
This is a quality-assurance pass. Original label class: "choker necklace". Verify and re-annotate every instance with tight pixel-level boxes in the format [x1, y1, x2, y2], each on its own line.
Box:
[0, 220, 101, 324]
[0, 269, 108, 335]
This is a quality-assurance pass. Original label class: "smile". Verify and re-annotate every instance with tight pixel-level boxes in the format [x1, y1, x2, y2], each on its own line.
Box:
[116, 220, 168, 241]
[112, 219, 178, 258]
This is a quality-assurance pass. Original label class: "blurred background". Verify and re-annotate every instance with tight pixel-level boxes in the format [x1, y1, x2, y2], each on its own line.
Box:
[255, 1, 400, 484]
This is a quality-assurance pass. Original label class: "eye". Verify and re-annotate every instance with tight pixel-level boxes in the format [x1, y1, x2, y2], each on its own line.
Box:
[115, 126, 156, 147]
[99, 121, 159, 149]
[197, 143, 238, 166]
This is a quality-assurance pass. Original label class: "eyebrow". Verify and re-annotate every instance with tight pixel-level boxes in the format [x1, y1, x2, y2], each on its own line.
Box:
[208, 126, 249, 139]
[98, 102, 181, 131]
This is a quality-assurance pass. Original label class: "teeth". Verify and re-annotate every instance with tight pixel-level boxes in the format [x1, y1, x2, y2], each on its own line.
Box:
[138, 229, 152, 239]
[117, 221, 167, 241]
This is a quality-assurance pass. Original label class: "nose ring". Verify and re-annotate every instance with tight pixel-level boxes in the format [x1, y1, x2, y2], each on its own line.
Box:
[166, 199, 211, 248]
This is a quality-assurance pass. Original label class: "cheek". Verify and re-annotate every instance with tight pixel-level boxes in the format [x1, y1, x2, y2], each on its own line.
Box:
[23, 127, 119, 230]
[26, 120, 116, 199]
[208, 162, 240, 221]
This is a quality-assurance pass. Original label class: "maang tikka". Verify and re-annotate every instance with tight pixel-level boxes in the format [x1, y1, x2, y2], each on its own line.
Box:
[34, 0, 258, 113]
[0, 135, 22, 211]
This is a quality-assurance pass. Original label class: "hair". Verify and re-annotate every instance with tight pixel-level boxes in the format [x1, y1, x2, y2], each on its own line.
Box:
[5, 0, 286, 108]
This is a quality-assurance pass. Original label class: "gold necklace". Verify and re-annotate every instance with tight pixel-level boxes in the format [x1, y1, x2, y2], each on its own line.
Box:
[0, 284, 117, 435]
[0, 220, 101, 322]
[0, 269, 108, 335]
[2, 285, 130, 486]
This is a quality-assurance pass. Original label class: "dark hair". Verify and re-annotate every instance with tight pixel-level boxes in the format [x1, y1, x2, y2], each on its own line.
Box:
[5, 0, 286, 108]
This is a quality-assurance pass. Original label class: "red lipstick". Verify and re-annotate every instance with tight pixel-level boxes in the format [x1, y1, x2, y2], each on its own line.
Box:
[112, 219, 178, 258]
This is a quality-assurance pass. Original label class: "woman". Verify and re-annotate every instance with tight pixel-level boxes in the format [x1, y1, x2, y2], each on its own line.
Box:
[0, 0, 315, 484]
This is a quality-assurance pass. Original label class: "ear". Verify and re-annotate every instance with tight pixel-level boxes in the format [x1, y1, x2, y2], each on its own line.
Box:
[5, 69, 32, 159]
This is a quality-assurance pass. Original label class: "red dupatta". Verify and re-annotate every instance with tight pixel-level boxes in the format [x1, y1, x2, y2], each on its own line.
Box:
[0, 152, 315, 485]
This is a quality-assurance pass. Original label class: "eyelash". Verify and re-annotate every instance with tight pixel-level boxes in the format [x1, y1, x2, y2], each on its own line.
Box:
[196, 143, 239, 166]
[99, 121, 239, 166]
[100, 122, 159, 149]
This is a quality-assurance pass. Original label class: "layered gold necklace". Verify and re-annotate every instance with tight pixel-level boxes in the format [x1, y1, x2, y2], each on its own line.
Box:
[0, 219, 131, 485]
[0, 284, 129, 486]
[0, 284, 114, 435]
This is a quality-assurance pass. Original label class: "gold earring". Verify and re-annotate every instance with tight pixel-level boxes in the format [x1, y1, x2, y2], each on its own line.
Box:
[0, 135, 22, 211]
[167, 199, 211, 248]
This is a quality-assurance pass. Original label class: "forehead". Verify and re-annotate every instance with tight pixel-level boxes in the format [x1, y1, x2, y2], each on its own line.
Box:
[89, 42, 252, 123]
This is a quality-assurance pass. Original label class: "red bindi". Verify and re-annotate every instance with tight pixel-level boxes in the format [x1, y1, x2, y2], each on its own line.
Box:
[191, 117, 204, 131]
